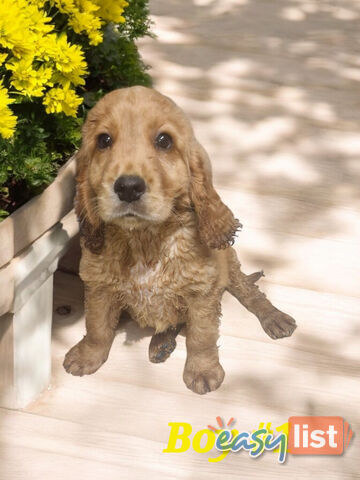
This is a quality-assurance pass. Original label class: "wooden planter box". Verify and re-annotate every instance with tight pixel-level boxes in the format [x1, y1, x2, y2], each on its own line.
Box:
[0, 157, 78, 408]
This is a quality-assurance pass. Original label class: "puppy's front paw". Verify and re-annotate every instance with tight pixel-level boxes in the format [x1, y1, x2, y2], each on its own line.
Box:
[63, 339, 108, 376]
[261, 310, 297, 339]
[183, 362, 225, 395]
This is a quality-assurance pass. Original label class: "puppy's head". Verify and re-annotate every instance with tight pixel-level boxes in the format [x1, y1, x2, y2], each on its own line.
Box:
[76, 86, 241, 253]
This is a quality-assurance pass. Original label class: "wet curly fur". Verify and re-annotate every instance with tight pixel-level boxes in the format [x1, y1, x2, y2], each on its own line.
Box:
[63, 86, 297, 395]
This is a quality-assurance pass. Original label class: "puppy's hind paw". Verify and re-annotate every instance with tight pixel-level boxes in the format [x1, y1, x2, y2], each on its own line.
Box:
[260, 310, 297, 340]
[149, 331, 178, 363]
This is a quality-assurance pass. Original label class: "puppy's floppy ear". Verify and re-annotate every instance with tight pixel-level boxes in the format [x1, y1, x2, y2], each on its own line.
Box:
[74, 145, 105, 255]
[187, 140, 242, 249]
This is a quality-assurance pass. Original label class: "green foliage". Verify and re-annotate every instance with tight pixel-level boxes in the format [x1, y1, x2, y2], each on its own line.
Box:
[81, 0, 153, 108]
[0, 0, 152, 219]
[0, 100, 83, 215]
[122, 0, 154, 40]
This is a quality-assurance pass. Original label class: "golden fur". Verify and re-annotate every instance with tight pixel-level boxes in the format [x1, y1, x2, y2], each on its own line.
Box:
[64, 87, 297, 394]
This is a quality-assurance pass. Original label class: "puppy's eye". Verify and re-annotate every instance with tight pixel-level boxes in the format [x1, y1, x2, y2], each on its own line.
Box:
[97, 133, 112, 149]
[155, 132, 173, 150]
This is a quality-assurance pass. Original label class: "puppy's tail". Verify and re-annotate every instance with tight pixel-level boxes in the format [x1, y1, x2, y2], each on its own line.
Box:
[245, 270, 265, 284]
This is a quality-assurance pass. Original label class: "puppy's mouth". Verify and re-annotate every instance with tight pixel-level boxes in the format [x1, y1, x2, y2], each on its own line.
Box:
[118, 207, 147, 220]
[100, 188, 169, 225]
[114, 198, 145, 219]
[111, 203, 155, 223]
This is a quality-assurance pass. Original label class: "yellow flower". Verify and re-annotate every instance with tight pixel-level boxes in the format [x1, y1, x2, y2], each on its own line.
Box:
[0, 1, 53, 60]
[0, 0, 34, 57]
[53, 0, 77, 15]
[52, 34, 87, 73]
[0, 0, 130, 125]
[7, 58, 53, 97]
[0, 53, 8, 65]
[88, 29, 103, 46]
[68, 10, 103, 45]
[53, 0, 103, 45]
[52, 0, 129, 45]
[28, 0, 48, 8]
[0, 84, 17, 139]
[43, 86, 83, 116]
[24, 3, 53, 36]
[94, 0, 129, 23]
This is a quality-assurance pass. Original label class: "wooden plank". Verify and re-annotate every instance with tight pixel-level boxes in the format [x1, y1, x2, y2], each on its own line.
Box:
[0, 313, 15, 407]
[1, 408, 357, 480]
[26, 273, 360, 459]
[232, 228, 359, 298]
[0, 157, 76, 269]
[52, 271, 360, 354]
[218, 188, 360, 241]
[0, 276, 53, 409]
[1, 444, 175, 480]
[2, 0, 360, 477]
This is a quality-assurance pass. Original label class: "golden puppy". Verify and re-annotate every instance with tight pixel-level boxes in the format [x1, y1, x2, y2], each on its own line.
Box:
[64, 86, 297, 394]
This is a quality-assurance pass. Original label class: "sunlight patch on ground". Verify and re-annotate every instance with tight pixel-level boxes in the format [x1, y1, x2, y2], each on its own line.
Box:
[150, 15, 196, 44]
[207, 58, 257, 85]
[193, 0, 248, 15]
[288, 40, 317, 55]
[281, 7, 306, 21]
[317, 132, 360, 156]
[250, 150, 321, 184]
[206, 116, 297, 152]
[330, 6, 359, 20]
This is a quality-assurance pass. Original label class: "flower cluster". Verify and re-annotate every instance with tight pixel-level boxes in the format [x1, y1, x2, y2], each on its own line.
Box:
[0, 83, 16, 139]
[53, 0, 128, 46]
[0, 0, 129, 139]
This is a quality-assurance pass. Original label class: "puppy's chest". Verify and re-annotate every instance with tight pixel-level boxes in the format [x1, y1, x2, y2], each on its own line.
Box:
[81, 228, 218, 328]
[124, 259, 173, 296]
[105, 244, 206, 296]
[87, 233, 215, 297]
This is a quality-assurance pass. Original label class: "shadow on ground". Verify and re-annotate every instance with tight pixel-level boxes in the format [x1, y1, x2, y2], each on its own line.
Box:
[140, 0, 360, 242]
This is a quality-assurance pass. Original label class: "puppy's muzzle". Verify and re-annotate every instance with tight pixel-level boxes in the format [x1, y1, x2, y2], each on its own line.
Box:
[114, 175, 146, 203]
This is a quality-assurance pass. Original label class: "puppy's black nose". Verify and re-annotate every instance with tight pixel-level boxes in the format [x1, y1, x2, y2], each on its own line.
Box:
[114, 175, 146, 203]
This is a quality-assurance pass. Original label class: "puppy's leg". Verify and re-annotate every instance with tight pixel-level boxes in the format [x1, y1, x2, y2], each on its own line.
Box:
[183, 294, 225, 395]
[226, 248, 297, 339]
[63, 284, 120, 376]
[149, 324, 183, 363]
